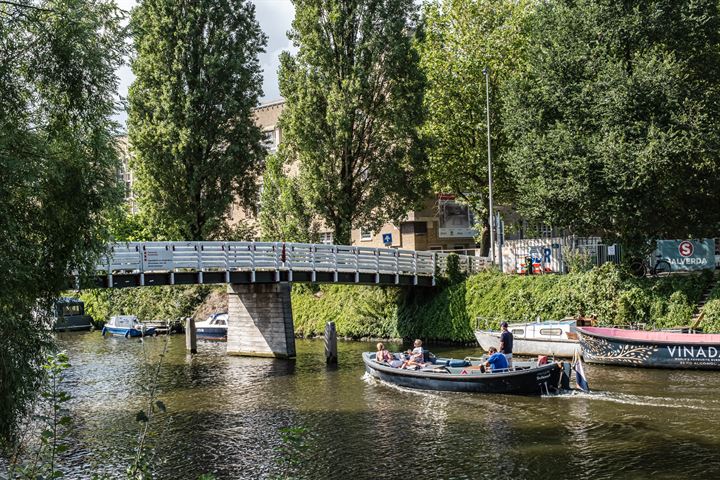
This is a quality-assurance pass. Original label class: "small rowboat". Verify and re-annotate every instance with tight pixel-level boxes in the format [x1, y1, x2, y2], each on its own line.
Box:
[578, 326, 720, 370]
[362, 352, 565, 396]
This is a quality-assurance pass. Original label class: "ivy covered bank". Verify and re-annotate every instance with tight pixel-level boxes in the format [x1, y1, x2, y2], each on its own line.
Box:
[80, 265, 719, 343]
[294, 265, 715, 342]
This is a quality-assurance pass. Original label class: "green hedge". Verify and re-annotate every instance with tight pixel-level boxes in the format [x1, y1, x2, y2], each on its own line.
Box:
[292, 264, 715, 341]
[292, 284, 402, 339]
[78, 285, 216, 326]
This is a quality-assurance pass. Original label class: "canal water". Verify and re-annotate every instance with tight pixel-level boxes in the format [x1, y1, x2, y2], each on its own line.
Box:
[39, 333, 720, 478]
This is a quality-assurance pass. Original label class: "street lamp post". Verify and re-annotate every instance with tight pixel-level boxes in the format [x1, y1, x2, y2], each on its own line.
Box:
[483, 67, 495, 264]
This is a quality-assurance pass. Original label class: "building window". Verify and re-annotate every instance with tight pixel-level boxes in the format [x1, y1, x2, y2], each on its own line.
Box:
[414, 221, 428, 234]
[539, 223, 553, 238]
[262, 129, 277, 151]
[320, 232, 333, 244]
[539, 328, 563, 336]
[360, 229, 373, 241]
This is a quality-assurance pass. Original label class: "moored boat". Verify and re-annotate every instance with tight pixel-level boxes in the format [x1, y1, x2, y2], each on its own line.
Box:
[53, 297, 94, 332]
[196, 312, 228, 341]
[578, 326, 720, 370]
[362, 352, 565, 395]
[101, 315, 157, 338]
[475, 318, 593, 358]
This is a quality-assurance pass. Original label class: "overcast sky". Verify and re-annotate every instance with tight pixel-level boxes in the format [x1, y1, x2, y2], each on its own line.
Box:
[114, 0, 295, 127]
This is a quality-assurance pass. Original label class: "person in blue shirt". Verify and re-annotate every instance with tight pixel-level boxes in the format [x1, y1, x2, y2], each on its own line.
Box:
[484, 347, 509, 372]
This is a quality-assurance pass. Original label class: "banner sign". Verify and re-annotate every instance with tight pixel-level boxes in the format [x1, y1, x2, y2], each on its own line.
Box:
[438, 200, 477, 238]
[655, 239, 715, 271]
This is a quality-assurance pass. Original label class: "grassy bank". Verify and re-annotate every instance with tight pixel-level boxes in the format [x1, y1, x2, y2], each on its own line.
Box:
[293, 265, 714, 342]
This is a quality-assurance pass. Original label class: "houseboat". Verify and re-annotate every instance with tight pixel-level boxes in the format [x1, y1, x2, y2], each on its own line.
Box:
[475, 318, 594, 358]
[53, 298, 94, 332]
[578, 326, 720, 370]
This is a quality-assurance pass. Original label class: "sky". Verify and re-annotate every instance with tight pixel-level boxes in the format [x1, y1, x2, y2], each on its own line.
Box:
[114, 0, 295, 127]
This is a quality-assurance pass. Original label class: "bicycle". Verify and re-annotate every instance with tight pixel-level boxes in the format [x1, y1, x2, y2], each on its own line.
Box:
[629, 255, 671, 277]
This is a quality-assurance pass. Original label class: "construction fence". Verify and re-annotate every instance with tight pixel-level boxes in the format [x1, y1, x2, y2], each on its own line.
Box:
[499, 236, 621, 274]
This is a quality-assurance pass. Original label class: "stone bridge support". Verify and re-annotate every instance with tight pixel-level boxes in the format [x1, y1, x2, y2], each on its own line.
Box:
[226, 283, 296, 358]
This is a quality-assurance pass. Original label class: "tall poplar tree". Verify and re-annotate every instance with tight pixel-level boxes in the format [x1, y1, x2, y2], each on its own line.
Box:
[278, 0, 427, 245]
[129, 0, 267, 240]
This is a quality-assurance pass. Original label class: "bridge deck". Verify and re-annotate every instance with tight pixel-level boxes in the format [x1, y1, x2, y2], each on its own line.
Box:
[89, 242, 487, 289]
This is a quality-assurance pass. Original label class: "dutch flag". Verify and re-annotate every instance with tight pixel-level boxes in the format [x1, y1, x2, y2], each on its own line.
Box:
[573, 351, 590, 392]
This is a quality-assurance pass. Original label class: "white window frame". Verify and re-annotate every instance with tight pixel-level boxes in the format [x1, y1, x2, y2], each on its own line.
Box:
[320, 232, 334, 245]
[360, 229, 373, 241]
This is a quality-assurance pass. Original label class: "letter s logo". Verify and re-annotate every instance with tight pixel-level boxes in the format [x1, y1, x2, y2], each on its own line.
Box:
[679, 241, 694, 258]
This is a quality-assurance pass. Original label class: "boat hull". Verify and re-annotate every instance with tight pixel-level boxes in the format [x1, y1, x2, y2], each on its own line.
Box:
[475, 330, 580, 358]
[196, 327, 227, 341]
[578, 327, 720, 370]
[363, 353, 563, 395]
[101, 326, 156, 338]
[54, 315, 94, 332]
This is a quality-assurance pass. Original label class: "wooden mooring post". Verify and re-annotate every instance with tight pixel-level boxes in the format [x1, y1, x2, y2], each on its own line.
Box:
[185, 317, 197, 354]
[324, 321, 337, 364]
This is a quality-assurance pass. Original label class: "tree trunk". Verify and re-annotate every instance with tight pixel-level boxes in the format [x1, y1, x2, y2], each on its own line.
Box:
[479, 217, 490, 257]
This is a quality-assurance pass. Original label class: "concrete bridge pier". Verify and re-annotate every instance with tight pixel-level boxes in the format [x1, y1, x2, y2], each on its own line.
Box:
[226, 283, 296, 359]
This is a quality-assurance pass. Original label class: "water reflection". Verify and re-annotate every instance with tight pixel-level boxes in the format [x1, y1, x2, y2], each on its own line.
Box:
[21, 335, 717, 478]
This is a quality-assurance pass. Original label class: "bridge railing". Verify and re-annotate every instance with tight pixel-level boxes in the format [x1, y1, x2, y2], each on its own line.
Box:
[96, 242, 488, 283]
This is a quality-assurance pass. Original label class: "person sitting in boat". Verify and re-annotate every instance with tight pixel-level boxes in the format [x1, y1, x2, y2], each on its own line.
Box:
[375, 342, 404, 368]
[399, 339, 425, 369]
[376, 342, 393, 363]
[484, 347, 509, 372]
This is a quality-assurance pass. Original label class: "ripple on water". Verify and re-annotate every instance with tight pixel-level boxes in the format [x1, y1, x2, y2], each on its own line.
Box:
[41, 335, 720, 479]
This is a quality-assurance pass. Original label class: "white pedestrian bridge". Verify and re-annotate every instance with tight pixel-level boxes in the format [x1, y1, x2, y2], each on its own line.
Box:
[93, 241, 487, 289]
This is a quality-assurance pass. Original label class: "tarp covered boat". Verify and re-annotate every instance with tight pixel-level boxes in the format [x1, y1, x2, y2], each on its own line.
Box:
[362, 352, 565, 395]
[578, 326, 720, 370]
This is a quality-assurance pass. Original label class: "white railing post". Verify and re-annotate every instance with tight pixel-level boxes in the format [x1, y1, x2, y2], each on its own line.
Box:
[354, 247, 359, 283]
[311, 245, 316, 282]
[394, 249, 399, 284]
[374, 248, 380, 283]
[413, 251, 418, 285]
[250, 242, 256, 283]
[224, 242, 230, 283]
[197, 242, 204, 284]
[169, 244, 175, 285]
[274, 242, 281, 282]
[287, 243, 293, 282]
[107, 246, 113, 288]
[332, 246, 338, 282]
[139, 244, 145, 286]
[432, 252, 437, 286]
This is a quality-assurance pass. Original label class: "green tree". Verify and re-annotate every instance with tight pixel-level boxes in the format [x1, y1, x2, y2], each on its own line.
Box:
[259, 150, 319, 242]
[278, 0, 428, 245]
[0, 0, 124, 442]
[502, 0, 720, 247]
[128, 0, 267, 241]
[419, 0, 532, 254]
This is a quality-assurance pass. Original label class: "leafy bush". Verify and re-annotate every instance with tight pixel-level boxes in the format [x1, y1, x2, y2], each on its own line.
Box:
[290, 264, 714, 341]
[79, 285, 217, 325]
[444, 253, 466, 285]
